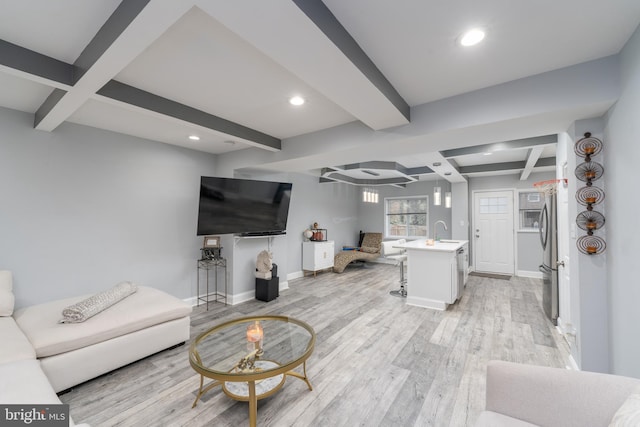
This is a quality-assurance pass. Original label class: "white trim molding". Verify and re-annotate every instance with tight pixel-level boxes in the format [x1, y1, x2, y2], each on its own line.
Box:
[516, 270, 543, 279]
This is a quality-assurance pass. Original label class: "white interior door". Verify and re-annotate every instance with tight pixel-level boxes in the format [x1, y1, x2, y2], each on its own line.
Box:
[473, 190, 515, 275]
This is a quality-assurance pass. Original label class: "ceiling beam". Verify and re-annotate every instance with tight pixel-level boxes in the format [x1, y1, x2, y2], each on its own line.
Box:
[7, 0, 280, 151]
[341, 161, 414, 174]
[441, 134, 557, 158]
[97, 81, 281, 151]
[520, 146, 545, 180]
[198, 1, 410, 130]
[320, 172, 414, 186]
[292, 0, 409, 122]
[34, 0, 193, 131]
[459, 157, 555, 174]
[0, 40, 74, 88]
[0, 42, 281, 151]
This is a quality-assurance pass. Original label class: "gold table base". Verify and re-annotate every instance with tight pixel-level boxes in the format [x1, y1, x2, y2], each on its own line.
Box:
[192, 361, 312, 427]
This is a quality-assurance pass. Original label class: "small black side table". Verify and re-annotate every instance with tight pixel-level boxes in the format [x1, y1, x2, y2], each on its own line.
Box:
[256, 275, 279, 302]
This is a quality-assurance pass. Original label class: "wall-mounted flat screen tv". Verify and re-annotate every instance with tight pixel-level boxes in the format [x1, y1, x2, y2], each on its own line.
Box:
[197, 177, 293, 236]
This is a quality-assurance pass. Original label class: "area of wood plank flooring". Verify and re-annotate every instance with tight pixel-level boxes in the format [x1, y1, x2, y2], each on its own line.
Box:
[60, 263, 570, 426]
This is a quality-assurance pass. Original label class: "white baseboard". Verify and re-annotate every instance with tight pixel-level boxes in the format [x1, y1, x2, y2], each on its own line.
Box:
[183, 296, 199, 306]
[287, 271, 304, 281]
[370, 257, 398, 265]
[516, 270, 543, 279]
[228, 290, 255, 305]
[406, 296, 447, 311]
[186, 279, 290, 307]
[184, 292, 228, 307]
[555, 319, 580, 371]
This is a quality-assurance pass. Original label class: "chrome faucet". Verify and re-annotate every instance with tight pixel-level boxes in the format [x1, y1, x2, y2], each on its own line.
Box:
[433, 220, 448, 241]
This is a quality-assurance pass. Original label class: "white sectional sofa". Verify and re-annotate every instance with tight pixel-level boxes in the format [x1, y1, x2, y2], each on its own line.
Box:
[475, 360, 640, 427]
[0, 270, 192, 426]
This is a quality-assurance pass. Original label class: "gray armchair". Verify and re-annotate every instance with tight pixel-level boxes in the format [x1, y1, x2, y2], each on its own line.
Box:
[333, 232, 382, 273]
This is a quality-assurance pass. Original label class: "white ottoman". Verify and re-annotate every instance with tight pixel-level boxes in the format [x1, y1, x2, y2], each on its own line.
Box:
[14, 286, 191, 392]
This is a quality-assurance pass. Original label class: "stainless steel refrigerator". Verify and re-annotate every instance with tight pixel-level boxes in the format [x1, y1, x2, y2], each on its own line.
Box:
[538, 193, 558, 325]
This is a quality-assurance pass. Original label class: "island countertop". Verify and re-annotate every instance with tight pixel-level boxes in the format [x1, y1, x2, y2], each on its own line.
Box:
[393, 239, 469, 311]
[394, 239, 468, 252]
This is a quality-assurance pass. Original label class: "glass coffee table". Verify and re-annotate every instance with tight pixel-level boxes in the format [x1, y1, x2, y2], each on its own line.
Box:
[189, 315, 315, 427]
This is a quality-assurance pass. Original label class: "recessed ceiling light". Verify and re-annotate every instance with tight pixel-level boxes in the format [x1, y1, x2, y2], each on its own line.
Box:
[483, 152, 493, 156]
[289, 96, 305, 106]
[460, 28, 485, 47]
[444, 172, 452, 176]
[432, 162, 442, 167]
[188, 135, 200, 141]
[223, 140, 236, 145]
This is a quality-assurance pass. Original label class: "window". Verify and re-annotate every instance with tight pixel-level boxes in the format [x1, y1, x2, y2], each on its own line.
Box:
[519, 191, 544, 230]
[385, 196, 428, 238]
[479, 196, 509, 214]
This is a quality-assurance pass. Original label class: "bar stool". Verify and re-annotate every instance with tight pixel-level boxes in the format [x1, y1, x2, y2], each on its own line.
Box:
[388, 254, 407, 297]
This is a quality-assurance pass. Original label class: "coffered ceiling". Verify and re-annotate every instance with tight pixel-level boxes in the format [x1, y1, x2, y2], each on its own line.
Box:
[1, 0, 639, 183]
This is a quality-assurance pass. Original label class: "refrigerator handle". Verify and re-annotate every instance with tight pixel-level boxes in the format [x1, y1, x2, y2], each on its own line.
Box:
[539, 204, 548, 249]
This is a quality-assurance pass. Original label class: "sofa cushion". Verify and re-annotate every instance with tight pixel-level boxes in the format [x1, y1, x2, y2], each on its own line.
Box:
[0, 359, 61, 404]
[60, 281, 137, 323]
[0, 270, 14, 316]
[14, 286, 192, 358]
[475, 411, 539, 427]
[609, 387, 640, 426]
[0, 317, 36, 364]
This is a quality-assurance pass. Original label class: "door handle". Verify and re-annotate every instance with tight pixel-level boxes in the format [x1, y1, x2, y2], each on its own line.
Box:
[557, 260, 565, 267]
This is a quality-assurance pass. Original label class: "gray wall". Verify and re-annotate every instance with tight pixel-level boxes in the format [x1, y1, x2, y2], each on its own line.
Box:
[451, 181, 470, 241]
[230, 171, 359, 290]
[567, 119, 609, 373]
[604, 23, 640, 378]
[356, 180, 453, 240]
[285, 174, 359, 271]
[468, 171, 555, 273]
[0, 107, 216, 308]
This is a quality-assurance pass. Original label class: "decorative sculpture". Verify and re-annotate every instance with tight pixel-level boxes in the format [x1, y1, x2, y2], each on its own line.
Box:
[232, 348, 264, 373]
[255, 250, 273, 280]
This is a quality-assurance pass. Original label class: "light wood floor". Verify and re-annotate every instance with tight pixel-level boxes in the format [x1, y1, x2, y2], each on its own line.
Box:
[60, 264, 569, 426]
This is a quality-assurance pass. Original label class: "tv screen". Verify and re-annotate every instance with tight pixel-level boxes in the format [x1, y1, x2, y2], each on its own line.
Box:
[197, 177, 293, 236]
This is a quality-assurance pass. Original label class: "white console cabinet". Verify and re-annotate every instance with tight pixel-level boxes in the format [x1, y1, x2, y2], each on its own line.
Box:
[302, 241, 334, 276]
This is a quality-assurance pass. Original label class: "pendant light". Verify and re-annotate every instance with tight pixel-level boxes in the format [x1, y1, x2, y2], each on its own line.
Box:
[433, 163, 442, 206]
[445, 191, 452, 208]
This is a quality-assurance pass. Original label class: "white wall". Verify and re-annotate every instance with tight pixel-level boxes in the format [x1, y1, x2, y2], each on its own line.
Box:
[0, 107, 216, 307]
[604, 23, 640, 378]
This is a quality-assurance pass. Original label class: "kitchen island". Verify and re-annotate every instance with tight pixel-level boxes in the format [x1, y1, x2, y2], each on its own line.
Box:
[394, 239, 469, 310]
